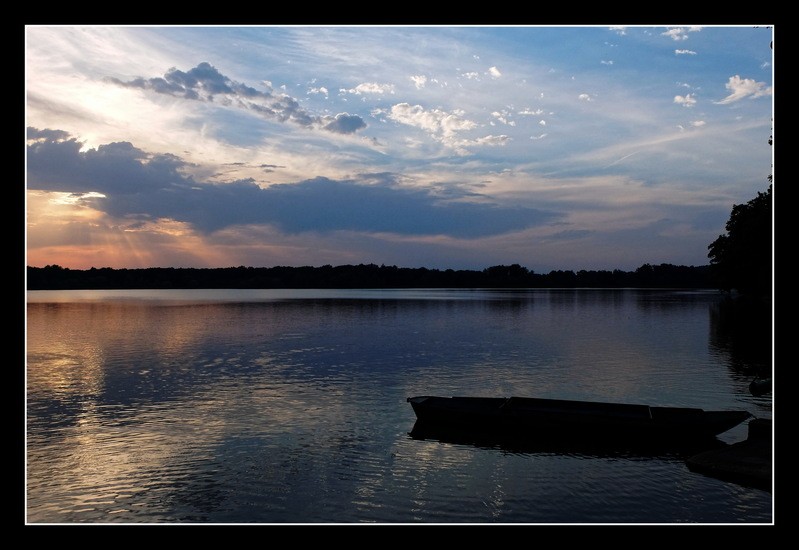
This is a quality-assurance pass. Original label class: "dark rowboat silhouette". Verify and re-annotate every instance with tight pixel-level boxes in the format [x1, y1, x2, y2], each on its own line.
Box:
[407, 396, 752, 441]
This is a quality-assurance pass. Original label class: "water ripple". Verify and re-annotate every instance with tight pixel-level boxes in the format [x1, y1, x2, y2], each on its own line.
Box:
[27, 290, 772, 523]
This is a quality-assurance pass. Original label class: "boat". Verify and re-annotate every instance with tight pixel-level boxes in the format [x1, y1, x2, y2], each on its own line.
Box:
[408, 418, 730, 457]
[407, 396, 753, 441]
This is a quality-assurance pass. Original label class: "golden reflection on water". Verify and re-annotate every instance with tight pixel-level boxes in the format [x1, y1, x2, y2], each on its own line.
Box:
[26, 291, 772, 523]
[27, 368, 333, 521]
[27, 300, 361, 522]
[27, 305, 204, 518]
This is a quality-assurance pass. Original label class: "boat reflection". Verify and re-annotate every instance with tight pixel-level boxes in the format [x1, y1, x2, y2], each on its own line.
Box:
[408, 420, 729, 460]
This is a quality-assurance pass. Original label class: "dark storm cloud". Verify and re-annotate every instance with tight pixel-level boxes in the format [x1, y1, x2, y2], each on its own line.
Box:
[107, 62, 366, 135]
[27, 127, 72, 141]
[27, 129, 188, 195]
[109, 62, 240, 100]
[163, 63, 234, 95]
[27, 129, 558, 238]
[324, 113, 368, 134]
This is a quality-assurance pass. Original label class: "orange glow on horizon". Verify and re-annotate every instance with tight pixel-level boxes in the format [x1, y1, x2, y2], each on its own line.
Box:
[26, 191, 234, 269]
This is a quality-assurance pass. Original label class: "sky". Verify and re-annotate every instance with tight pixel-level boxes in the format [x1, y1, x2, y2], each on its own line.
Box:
[25, 25, 774, 272]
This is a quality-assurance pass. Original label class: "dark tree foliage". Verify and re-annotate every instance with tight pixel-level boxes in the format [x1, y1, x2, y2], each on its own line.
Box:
[707, 184, 772, 295]
[27, 262, 713, 290]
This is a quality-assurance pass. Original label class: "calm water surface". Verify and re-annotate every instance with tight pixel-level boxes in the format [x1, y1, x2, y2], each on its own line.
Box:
[26, 289, 773, 523]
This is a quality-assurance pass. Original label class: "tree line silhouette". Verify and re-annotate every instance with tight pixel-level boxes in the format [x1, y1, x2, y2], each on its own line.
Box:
[26, 183, 772, 293]
[27, 262, 713, 290]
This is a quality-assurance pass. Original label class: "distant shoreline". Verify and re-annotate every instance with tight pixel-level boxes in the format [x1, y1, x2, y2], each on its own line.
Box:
[27, 263, 715, 290]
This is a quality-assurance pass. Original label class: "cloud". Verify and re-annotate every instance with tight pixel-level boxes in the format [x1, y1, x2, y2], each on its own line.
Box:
[677, 119, 707, 132]
[109, 62, 244, 100]
[675, 49, 697, 55]
[609, 26, 626, 36]
[674, 94, 696, 107]
[471, 135, 511, 146]
[539, 120, 546, 126]
[490, 110, 515, 126]
[714, 75, 773, 104]
[27, 127, 72, 142]
[410, 75, 427, 89]
[487, 66, 502, 78]
[548, 229, 592, 240]
[461, 72, 479, 80]
[341, 82, 395, 95]
[260, 162, 285, 173]
[578, 94, 592, 101]
[530, 133, 548, 140]
[308, 86, 329, 96]
[322, 113, 367, 134]
[662, 27, 701, 41]
[26, 128, 556, 238]
[662, 29, 688, 41]
[387, 103, 480, 150]
[26, 128, 188, 196]
[600, 60, 613, 65]
[603, 151, 641, 168]
[518, 108, 544, 116]
[108, 62, 366, 135]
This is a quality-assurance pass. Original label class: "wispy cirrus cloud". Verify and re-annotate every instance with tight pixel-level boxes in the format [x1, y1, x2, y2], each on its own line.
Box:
[108, 62, 367, 135]
[714, 75, 772, 104]
[471, 135, 511, 147]
[677, 120, 706, 132]
[675, 49, 697, 55]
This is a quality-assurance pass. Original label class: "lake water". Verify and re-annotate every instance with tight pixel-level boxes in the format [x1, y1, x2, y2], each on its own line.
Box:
[26, 288, 773, 524]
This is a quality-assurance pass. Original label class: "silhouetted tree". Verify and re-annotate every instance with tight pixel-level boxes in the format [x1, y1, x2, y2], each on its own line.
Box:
[707, 184, 772, 295]
[483, 264, 531, 287]
[27, 263, 714, 290]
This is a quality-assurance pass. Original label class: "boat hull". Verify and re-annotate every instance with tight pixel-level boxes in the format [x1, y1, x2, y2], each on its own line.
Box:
[407, 396, 752, 441]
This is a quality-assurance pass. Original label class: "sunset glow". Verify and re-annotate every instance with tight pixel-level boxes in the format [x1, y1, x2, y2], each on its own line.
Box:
[26, 25, 773, 271]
